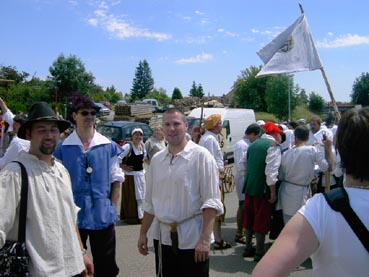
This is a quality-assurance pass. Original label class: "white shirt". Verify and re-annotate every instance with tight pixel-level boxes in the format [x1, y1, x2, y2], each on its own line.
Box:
[2, 109, 14, 132]
[299, 188, 369, 276]
[281, 129, 295, 151]
[63, 130, 124, 183]
[278, 145, 328, 216]
[233, 138, 250, 200]
[199, 130, 224, 173]
[144, 140, 224, 249]
[263, 134, 282, 187]
[0, 136, 30, 170]
[0, 152, 85, 277]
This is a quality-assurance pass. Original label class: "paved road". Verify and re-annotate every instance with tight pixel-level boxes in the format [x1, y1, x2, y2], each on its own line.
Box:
[114, 182, 312, 276]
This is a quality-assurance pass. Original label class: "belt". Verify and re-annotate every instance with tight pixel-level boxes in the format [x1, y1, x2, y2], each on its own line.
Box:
[285, 180, 308, 187]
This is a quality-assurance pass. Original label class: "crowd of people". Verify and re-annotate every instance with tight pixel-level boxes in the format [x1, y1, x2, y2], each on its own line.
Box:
[1, 93, 368, 276]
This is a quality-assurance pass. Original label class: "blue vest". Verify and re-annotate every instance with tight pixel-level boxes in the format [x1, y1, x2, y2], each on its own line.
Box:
[54, 142, 120, 229]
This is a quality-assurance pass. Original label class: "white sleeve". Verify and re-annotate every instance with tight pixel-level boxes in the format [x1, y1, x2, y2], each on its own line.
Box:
[265, 146, 282, 186]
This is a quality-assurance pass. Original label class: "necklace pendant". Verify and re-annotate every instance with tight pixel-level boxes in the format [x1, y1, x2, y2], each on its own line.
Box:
[86, 166, 93, 174]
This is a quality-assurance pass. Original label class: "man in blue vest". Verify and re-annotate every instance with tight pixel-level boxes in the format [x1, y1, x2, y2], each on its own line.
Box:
[54, 93, 124, 276]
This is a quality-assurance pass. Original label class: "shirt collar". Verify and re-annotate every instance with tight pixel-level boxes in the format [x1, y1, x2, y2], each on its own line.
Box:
[161, 140, 197, 162]
[62, 130, 111, 148]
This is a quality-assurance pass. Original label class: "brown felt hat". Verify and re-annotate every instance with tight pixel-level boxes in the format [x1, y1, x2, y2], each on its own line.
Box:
[18, 102, 71, 139]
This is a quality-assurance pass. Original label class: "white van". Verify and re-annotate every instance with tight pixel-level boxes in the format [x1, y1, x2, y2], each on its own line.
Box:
[188, 107, 256, 161]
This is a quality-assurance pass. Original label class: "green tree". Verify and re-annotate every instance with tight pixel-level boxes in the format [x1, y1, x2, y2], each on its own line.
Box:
[105, 86, 123, 103]
[131, 60, 154, 100]
[265, 74, 297, 120]
[0, 65, 29, 84]
[172, 87, 183, 99]
[48, 54, 95, 102]
[189, 81, 198, 97]
[146, 87, 170, 104]
[308, 92, 326, 114]
[197, 84, 204, 98]
[189, 81, 204, 98]
[233, 65, 270, 111]
[351, 72, 369, 106]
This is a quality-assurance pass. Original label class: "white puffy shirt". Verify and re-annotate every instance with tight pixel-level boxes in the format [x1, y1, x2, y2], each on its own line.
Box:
[144, 140, 224, 249]
[0, 152, 85, 277]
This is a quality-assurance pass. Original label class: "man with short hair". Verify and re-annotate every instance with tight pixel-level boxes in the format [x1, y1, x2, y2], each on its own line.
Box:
[242, 122, 282, 262]
[233, 123, 262, 244]
[307, 115, 336, 194]
[0, 102, 93, 276]
[54, 93, 124, 276]
[278, 125, 333, 224]
[138, 108, 223, 276]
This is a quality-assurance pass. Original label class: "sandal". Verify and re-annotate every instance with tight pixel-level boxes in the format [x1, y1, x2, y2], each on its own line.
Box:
[235, 234, 246, 244]
[213, 240, 232, 250]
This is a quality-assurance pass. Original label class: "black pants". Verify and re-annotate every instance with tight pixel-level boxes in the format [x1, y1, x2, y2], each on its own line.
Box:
[153, 239, 209, 277]
[79, 225, 119, 277]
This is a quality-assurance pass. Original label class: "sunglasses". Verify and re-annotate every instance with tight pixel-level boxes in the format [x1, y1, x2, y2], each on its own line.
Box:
[80, 111, 97, 116]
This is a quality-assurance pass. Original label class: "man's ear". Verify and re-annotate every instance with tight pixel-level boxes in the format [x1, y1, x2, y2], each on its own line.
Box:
[25, 128, 31, 140]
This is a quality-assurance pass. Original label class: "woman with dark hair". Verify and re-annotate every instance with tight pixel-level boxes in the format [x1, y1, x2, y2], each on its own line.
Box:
[253, 107, 369, 276]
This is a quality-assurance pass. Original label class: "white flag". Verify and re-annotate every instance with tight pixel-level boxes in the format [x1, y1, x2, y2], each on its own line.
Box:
[256, 15, 322, 78]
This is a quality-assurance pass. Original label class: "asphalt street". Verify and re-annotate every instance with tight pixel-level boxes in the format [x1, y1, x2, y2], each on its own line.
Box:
[113, 180, 313, 276]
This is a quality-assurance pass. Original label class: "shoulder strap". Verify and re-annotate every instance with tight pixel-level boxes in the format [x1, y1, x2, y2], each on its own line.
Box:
[323, 188, 369, 252]
[13, 161, 29, 243]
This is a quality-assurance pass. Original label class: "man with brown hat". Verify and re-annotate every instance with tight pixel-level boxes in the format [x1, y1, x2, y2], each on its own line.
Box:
[0, 102, 94, 276]
[199, 113, 231, 250]
[54, 93, 124, 276]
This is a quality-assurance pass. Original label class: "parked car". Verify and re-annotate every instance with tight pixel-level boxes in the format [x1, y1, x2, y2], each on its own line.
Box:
[95, 103, 111, 116]
[96, 121, 153, 146]
[116, 100, 127, 106]
[100, 101, 112, 109]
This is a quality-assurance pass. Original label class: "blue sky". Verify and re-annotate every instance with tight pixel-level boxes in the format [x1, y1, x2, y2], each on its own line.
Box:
[1, 0, 369, 102]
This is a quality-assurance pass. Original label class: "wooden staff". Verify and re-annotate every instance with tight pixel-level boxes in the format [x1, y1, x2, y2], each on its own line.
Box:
[325, 172, 331, 192]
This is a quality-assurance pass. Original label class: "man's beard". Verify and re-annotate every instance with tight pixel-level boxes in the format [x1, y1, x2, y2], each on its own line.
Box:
[40, 142, 56, 155]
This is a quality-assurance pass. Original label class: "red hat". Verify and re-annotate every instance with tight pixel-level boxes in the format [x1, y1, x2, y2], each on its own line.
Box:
[263, 122, 282, 135]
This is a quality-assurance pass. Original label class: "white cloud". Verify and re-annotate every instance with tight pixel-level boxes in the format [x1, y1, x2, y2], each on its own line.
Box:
[175, 53, 214, 64]
[225, 31, 239, 38]
[218, 28, 224, 33]
[251, 27, 283, 38]
[317, 34, 369, 48]
[195, 10, 205, 16]
[88, 18, 99, 26]
[87, 1, 171, 41]
[178, 35, 212, 45]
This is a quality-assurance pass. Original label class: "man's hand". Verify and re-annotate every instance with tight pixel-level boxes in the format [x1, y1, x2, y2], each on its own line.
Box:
[194, 237, 211, 263]
[268, 184, 277, 204]
[268, 192, 277, 204]
[137, 234, 149, 255]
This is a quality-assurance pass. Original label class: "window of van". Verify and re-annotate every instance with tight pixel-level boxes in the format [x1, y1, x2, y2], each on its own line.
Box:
[222, 120, 230, 137]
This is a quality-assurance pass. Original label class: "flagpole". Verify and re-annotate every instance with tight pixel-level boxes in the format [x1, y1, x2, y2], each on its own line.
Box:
[320, 68, 341, 120]
[298, 3, 341, 120]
